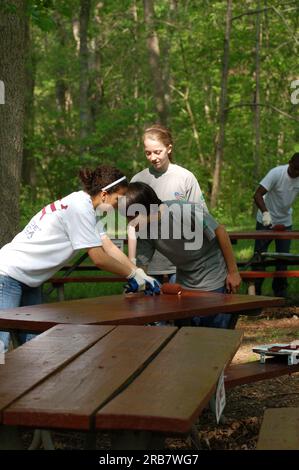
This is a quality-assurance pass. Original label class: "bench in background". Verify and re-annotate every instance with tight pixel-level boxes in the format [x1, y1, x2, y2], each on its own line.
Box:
[257, 407, 299, 450]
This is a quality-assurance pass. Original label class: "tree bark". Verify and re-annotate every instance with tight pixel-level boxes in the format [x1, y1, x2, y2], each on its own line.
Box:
[22, 22, 37, 197]
[253, 0, 261, 183]
[0, 0, 28, 246]
[210, 0, 232, 209]
[79, 0, 91, 155]
[89, 2, 104, 130]
[143, 0, 168, 125]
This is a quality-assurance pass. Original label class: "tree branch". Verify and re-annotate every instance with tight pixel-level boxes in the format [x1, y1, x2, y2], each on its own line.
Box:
[225, 102, 299, 122]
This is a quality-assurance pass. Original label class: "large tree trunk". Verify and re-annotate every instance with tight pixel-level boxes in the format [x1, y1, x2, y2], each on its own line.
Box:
[0, 1, 28, 246]
[22, 23, 36, 197]
[210, 0, 232, 209]
[79, 0, 91, 155]
[143, 0, 168, 125]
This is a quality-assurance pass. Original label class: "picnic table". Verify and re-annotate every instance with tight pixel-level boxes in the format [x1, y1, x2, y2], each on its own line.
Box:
[228, 230, 299, 241]
[0, 291, 285, 333]
[0, 323, 243, 450]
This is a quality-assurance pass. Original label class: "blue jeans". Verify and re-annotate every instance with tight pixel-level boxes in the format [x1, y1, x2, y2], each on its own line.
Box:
[0, 275, 42, 351]
[191, 286, 232, 329]
[254, 221, 292, 296]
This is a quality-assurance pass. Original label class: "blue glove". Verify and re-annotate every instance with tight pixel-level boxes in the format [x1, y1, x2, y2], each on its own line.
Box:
[144, 280, 161, 296]
[124, 277, 141, 294]
[124, 268, 160, 295]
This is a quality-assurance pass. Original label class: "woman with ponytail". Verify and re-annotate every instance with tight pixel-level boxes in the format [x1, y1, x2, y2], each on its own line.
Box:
[0, 165, 160, 351]
[129, 124, 207, 283]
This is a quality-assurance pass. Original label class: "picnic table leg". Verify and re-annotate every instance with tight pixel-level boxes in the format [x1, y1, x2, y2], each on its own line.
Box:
[111, 430, 164, 450]
[57, 285, 65, 302]
[248, 282, 256, 295]
[41, 430, 55, 449]
[0, 425, 24, 450]
[28, 429, 55, 450]
[28, 429, 42, 450]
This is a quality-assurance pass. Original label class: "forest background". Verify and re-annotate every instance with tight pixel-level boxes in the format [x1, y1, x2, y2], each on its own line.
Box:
[0, 0, 299, 248]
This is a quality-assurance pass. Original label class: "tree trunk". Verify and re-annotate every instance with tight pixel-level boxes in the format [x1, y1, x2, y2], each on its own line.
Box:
[253, 0, 261, 183]
[251, 0, 262, 217]
[143, 0, 168, 125]
[210, 0, 232, 209]
[131, 0, 141, 170]
[22, 22, 37, 197]
[89, 2, 104, 130]
[0, 0, 28, 246]
[79, 0, 91, 155]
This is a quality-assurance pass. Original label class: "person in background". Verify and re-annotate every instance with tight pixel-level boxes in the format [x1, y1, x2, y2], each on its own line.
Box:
[0, 165, 160, 352]
[253, 153, 299, 296]
[129, 124, 207, 284]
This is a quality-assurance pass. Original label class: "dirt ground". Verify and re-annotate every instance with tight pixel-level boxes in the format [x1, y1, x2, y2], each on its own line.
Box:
[21, 307, 299, 450]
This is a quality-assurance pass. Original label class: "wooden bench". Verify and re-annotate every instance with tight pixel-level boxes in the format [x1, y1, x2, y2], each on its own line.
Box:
[239, 270, 299, 295]
[1, 325, 242, 450]
[225, 357, 299, 390]
[257, 407, 299, 450]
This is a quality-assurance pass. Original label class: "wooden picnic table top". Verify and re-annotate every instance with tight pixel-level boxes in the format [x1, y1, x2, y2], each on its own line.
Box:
[228, 230, 299, 240]
[0, 291, 285, 332]
[1, 324, 243, 435]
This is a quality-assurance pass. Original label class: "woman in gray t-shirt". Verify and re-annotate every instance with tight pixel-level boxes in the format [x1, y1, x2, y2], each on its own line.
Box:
[130, 124, 207, 282]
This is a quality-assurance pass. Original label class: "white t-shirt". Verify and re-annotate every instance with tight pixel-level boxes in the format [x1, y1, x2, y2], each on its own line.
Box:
[0, 191, 104, 287]
[131, 163, 207, 274]
[256, 165, 299, 226]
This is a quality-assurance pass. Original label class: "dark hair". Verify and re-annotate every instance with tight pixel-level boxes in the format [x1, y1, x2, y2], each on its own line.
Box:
[143, 123, 174, 161]
[126, 182, 162, 216]
[290, 153, 299, 165]
[79, 165, 128, 196]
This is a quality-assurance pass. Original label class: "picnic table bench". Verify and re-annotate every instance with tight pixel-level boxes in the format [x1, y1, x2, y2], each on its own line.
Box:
[256, 407, 299, 450]
[224, 357, 299, 389]
[0, 324, 242, 450]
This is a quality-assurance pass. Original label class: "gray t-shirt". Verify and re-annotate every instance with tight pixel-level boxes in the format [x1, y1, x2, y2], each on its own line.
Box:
[256, 165, 299, 226]
[136, 201, 227, 291]
[131, 163, 207, 275]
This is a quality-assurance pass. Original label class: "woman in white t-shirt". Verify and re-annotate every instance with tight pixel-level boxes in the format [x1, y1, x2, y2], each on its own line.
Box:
[129, 124, 207, 283]
[0, 165, 159, 351]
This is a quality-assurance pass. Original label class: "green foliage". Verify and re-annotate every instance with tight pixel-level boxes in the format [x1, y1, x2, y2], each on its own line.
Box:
[20, 0, 299, 227]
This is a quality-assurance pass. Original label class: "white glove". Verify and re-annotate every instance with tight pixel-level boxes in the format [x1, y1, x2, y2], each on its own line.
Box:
[262, 211, 272, 227]
[125, 268, 160, 295]
[126, 267, 146, 291]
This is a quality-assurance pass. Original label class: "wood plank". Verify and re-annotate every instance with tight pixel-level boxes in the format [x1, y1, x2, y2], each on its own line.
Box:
[0, 324, 114, 423]
[225, 359, 299, 389]
[96, 327, 243, 434]
[0, 292, 285, 332]
[240, 271, 299, 278]
[229, 231, 299, 240]
[4, 326, 177, 430]
[257, 408, 299, 450]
